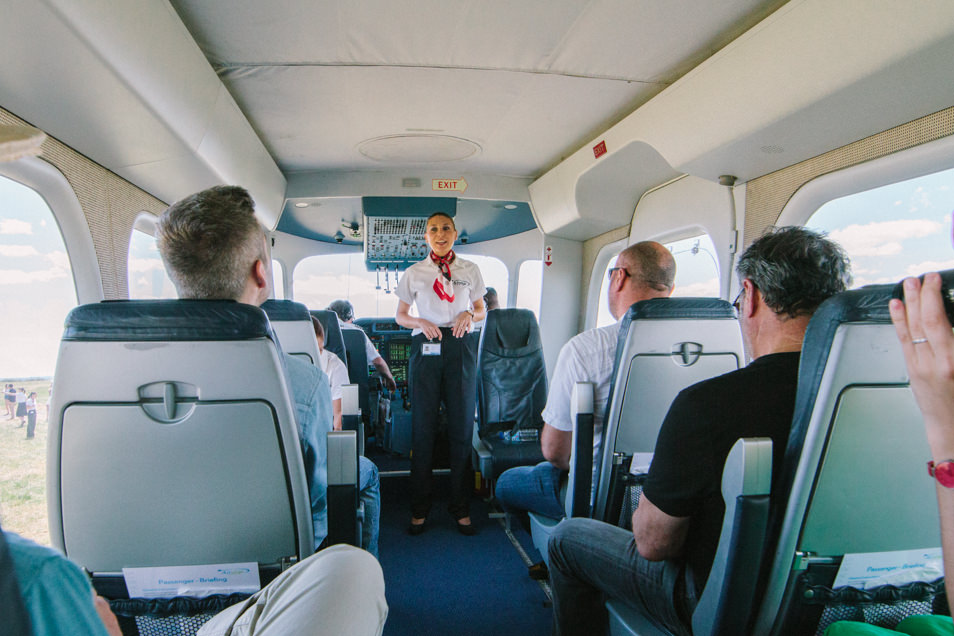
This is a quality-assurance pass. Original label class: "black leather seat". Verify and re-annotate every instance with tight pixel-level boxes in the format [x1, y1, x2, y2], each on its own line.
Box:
[310, 309, 347, 365]
[473, 308, 547, 481]
[341, 329, 371, 430]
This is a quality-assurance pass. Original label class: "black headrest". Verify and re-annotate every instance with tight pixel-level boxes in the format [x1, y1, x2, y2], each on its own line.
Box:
[310, 309, 347, 364]
[625, 297, 735, 321]
[480, 309, 542, 355]
[62, 300, 273, 342]
[261, 299, 312, 322]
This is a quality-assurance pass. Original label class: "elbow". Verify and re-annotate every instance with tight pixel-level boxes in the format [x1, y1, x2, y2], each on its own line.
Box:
[542, 445, 568, 470]
[635, 541, 670, 562]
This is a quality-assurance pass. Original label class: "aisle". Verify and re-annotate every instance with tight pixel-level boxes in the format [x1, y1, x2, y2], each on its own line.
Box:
[377, 473, 552, 636]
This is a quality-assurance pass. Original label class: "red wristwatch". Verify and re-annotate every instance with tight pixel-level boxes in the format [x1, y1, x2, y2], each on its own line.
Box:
[927, 460, 954, 488]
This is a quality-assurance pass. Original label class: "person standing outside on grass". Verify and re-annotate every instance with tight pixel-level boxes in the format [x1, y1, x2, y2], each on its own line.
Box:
[25, 392, 37, 440]
[396, 212, 486, 536]
[15, 388, 26, 427]
[5, 384, 16, 419]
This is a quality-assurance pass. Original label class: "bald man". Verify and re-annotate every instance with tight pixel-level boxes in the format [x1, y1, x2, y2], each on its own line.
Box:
[495, 242, 675, 521]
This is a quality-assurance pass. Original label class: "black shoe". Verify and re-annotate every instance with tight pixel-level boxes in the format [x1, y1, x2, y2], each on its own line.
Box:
[407, 519, 427, 536]
[528, 561, 549, 580]
[456, 520, 476, 536]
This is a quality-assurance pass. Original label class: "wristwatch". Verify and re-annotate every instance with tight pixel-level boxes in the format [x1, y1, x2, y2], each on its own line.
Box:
[927, 460, 954, 488]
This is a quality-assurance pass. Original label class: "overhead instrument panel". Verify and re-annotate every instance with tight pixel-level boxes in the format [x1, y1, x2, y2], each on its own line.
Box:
[364, 217, 430, 266]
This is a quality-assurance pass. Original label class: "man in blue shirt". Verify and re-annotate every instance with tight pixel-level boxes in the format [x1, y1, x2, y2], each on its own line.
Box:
[4, 529, 387, 636]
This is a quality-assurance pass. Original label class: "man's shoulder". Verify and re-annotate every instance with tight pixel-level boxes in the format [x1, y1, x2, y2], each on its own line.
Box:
[6, 532, 81, 588]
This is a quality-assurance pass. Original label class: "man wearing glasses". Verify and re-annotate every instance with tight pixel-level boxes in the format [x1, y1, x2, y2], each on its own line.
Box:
[494, 241, 675, 525]
[548, 226, 851, 636]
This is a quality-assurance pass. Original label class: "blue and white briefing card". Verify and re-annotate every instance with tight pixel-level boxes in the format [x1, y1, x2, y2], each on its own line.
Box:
[833, 548, 943, 590]
[123, 562, 261, 598]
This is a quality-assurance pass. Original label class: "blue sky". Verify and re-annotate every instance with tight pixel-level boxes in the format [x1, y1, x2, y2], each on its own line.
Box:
[807, 168, 954, 287]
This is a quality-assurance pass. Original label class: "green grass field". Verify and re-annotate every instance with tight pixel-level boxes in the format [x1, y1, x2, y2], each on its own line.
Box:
[0, 378, 52, 545]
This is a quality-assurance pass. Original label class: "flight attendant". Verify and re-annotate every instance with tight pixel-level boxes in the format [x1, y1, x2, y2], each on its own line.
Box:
[396, 212, 486, 535]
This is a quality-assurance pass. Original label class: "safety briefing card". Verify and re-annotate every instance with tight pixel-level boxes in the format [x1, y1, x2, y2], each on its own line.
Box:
[123, 562, 261, 598]
[832, 548, 943, 590]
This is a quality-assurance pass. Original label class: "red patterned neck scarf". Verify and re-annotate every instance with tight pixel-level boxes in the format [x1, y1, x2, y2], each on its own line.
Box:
[430, 250, 456, 302]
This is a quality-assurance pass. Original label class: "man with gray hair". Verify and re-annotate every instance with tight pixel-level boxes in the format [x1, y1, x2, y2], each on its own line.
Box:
[548, 226, 851, 636]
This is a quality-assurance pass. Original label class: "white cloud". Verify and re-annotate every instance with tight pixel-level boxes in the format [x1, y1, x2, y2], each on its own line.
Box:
[672, 278, 720, 298]
[0, 245, 40, 258]
[906, 259, 954, 276]
[0, 219, 32, 235]
[829, 219, 942, 256]
[0, 267, 68, 284]
[128, 257, 165, 274]
[45, 250, 70, 270]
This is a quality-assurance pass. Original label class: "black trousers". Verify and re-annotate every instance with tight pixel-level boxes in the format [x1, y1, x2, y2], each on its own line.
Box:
[25, 410, 36, 439]
[408, 329, 478, 519]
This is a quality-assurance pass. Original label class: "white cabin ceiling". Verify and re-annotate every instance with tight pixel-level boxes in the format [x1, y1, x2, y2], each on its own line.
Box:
[169, 0, 787, 178]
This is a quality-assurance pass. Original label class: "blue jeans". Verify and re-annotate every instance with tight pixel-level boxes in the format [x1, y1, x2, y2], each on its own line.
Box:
[548, 518, 696, 636]
[358, 456, 380, 558]
[495, 461, 566, 520]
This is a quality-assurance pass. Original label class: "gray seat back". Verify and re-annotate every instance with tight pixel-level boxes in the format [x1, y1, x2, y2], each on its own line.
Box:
[754, 280, 945, 634]
[607, 438, 772, 636]
[594, 298, 743, 521]
[47, 300, 314, 573]
[341, 328, 371, 426]
[262, 299, 320, 365]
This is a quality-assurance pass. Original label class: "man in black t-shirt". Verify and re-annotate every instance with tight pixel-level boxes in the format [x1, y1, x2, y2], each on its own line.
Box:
[548, 227, 852, 636]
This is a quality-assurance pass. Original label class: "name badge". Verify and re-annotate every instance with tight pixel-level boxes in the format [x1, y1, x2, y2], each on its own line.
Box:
[422, 342, 442, 356]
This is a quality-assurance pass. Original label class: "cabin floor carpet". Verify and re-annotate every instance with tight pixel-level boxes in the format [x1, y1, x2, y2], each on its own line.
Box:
[377, 473, 552, 636]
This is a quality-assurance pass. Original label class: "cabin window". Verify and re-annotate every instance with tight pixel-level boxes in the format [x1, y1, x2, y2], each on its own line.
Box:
[805, 166, 954, 287]
[295, 252, 402, 317]
[0, 174, 77, 545]
[295, 252, 509, 318]
[463, 254, 508, 308]
[128, 225, 176, 299]
[515, 259, 542, 317]
[271, 259, 285, 300]
[595, 234, 720, 327]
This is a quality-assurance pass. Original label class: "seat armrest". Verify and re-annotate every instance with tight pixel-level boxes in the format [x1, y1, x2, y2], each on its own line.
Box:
[326, 431, 360, 548]
[691, 437, 772, 636]
[566, 383, 594, 518]
[341, 384, 364, 455]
